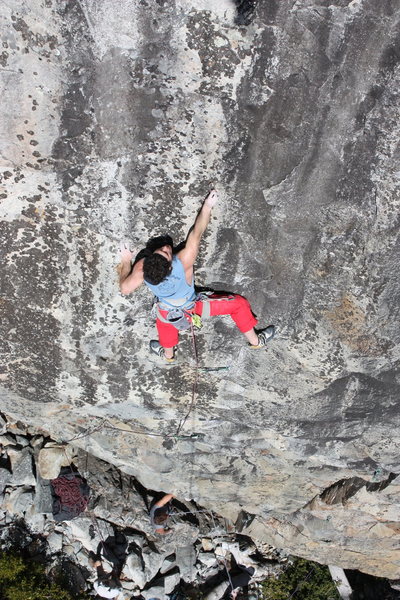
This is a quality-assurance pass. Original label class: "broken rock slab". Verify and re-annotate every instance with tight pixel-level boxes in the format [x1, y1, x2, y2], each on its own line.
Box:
[0, 468, 11, 493]
[15, 435, 30, 447]
[164, 571, 180, 594]
[0, 434, 17, 447]
[3, 488, 34, 515]
[8, 447, 36, 487]
[46, 530, 64, 554]
[201, 537, 214, 552]
[24, 507, 46, 534]
[141, 585, 165, 600]
[175, 544, 197, 582]
[38, 444, 77, 479]
[34, 474, 54, 514]
[0, 415, 6, 435]
[198, 552, 218, 569]
[122, 552, 146, 589]
[142, 546, 168, 584]
[65, 516, 113, 553]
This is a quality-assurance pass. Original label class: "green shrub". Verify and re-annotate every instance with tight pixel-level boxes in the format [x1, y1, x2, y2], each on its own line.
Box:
[0, 552, 81, 600]
[261, 557, 340, 600]
[5, 580, 73, 600]
[0, 553, 26, 583]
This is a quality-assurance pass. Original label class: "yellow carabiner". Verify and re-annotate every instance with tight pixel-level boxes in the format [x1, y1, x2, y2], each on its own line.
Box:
[191, 314, 203, 329]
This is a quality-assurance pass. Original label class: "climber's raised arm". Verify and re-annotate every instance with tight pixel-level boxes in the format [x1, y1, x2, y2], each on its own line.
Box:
[119, 244, 144, 295]
[178, 189, 218, 270]
[154, 493, 174, 508]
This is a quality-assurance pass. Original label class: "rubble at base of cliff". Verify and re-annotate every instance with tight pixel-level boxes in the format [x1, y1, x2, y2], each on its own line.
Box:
[0, 414, 286, 598]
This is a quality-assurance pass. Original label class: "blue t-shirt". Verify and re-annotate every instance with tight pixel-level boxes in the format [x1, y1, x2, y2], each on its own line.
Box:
[144, 256, 195, 308]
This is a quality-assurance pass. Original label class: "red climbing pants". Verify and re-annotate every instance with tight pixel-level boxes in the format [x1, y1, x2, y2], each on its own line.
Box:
[156, 293, 258, 348]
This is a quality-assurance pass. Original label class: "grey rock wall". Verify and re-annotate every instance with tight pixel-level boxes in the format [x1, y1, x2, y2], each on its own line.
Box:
[1, 0, 400, 578]
[0, 422, 281, 597]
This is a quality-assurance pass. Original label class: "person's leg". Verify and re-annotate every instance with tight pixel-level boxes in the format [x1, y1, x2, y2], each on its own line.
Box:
[102, 544, 121, 571]
[155, 313, 179, 360]
[195, 294, 271, 346]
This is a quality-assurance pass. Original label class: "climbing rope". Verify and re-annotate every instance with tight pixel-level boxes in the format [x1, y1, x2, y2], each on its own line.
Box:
[55, 303, 249, 594]
[61, 418, 201, 445]
[208, 509, 236, 593]
[285, 564, 315, 600]
[174, 320, 200, 437]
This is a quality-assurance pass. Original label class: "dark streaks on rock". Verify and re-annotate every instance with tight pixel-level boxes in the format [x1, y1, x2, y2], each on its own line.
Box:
[52, 0, 95, 192]
[234, 0, 259, 26]
[320, 476, 366, 505]
[2, 0, 400, 579]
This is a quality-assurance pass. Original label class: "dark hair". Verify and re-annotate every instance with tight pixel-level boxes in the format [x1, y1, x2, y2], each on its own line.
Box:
[143, 253, 171, 284]
[154, 512, 168, 525]
[146, 235, 174, 253]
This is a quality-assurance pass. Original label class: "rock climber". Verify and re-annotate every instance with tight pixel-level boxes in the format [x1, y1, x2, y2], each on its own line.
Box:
[119, 189, 275, 362]
[89, 531, 127, 598]
[223, 564, 255, 599]
[149, 493, 174, 534]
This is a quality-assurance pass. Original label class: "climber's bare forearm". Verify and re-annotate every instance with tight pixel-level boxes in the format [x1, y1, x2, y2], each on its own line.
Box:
[155, 493, 174, 508]
[119, 258, 144, 295]
[179, 190, 218, 269]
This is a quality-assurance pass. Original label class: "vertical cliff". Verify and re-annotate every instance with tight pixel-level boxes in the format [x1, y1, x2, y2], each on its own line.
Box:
[1, 0, 400, 578]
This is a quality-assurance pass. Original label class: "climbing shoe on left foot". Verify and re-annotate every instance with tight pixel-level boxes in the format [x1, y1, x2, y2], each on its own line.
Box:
[249, 325, 275, 348]
[149, 340, 176, 363]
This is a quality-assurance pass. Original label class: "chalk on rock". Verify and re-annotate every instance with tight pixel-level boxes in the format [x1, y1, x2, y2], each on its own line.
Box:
[66, 516, 113, 553]
[198, 552, 217, 568]
[121, 580, 138, 592]
[62, 544, 75, 556]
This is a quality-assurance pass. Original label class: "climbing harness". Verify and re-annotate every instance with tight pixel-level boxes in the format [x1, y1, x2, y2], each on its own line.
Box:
[157, 306, 195, 331]
[155, 290, 230, 332]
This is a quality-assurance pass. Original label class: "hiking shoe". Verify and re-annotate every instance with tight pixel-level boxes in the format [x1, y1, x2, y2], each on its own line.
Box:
[149, 340, 176, 363]
[249, 325, 275, 348]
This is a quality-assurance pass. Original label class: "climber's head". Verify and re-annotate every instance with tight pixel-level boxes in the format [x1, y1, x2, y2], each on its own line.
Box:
[143, 247, 172, 285]
[154, 244, 173, 262]
[143, 235, 174, 285]
[154, 512, 168, 525]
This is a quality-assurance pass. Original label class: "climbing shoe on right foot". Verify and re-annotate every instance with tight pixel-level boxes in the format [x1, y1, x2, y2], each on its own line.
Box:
[249, 325, 275, 349]
[149, 340, 176, 363]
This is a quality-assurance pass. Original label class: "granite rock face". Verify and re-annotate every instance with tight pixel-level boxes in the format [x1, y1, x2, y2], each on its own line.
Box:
[1, 0, 400, 579]
[0, 425, 281, 597]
